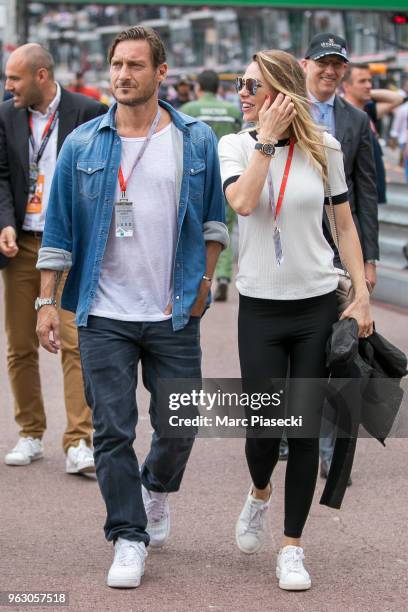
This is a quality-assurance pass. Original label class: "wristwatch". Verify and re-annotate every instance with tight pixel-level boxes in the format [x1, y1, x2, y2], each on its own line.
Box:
[35, 297, 57, 311]
[255, 142, 276, 157]
[365, 260, 377, 266]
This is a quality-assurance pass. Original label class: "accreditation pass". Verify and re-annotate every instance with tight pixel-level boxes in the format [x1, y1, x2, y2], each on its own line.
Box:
[115, 198, 134, 238]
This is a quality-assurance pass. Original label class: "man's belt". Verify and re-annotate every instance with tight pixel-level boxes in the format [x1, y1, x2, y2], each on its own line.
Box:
[21, 229, 43, 240]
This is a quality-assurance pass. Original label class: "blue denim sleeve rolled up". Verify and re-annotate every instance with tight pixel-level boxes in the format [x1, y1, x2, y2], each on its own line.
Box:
[202, 129, 228, 247]
[37, 100, 227, 330]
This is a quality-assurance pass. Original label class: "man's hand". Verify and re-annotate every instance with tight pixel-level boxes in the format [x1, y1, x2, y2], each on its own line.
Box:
[364, 262, 377, 292]
[190, 279, 211, 318]
[0, 226, 18, 257]
[36, 306, 61, 354]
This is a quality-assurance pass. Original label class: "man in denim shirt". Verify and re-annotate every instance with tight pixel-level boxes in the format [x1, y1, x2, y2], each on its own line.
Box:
[36, 27, 227, 588]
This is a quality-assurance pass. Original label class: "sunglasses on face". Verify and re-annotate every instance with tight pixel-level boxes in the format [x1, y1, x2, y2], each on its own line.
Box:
[235, 77, 263, 95]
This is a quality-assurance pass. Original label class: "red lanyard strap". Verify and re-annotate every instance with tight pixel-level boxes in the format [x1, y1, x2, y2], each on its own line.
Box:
[118, 109, 161, 197]
[267, 138, 295, 223]
[29, 109, 59, 165]
[118, 166, 128, 197]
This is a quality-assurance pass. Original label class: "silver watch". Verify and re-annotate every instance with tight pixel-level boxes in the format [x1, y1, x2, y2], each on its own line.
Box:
[35, 297, 57, 311]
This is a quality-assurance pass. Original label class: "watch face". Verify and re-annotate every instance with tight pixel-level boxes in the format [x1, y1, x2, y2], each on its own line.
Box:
[263, 143, 275, 156]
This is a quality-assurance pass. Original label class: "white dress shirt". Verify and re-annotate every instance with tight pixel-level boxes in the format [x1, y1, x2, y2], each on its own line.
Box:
[23, 82, 61, 232]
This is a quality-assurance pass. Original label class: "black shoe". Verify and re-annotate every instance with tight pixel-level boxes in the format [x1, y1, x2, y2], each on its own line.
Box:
[214, 279, 229, 302]
[320, 460, 352, 486]
[278, 438, 289, 461]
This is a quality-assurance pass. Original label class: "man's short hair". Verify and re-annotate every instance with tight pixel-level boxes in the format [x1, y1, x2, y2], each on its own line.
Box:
[20, 45, 55, 79]
[343, 62, 370, 84]
[108, 26, 166, 68]
[197, 70, 219, 94]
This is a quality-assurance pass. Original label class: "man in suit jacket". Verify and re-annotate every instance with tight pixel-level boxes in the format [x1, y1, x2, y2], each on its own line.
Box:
[0, 44, 106, 471]
[301, 33, 379, 482]
[301, 33, 379, 287]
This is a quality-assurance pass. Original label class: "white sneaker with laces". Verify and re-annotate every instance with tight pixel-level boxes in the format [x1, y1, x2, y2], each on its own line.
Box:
[5, 437, 44, 466]
[66, 439, 95, 474]
[107, 538, 147, 588]
[235, 488, 271, 554]
[142, 485, 170, 548]
[276, 545, 311, 590]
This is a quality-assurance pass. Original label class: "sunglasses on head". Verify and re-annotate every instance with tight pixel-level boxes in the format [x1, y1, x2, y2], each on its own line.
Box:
[235, 77, 263, 96]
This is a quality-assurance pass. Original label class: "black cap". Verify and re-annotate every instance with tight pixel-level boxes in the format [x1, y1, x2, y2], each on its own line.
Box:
[305, 33, 348, 62]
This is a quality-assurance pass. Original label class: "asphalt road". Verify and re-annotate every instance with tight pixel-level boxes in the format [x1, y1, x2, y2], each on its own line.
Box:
[0, 276, 407, 612]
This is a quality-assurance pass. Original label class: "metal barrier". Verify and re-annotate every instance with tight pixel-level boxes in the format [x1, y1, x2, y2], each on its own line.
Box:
[375, 183, 408, 307]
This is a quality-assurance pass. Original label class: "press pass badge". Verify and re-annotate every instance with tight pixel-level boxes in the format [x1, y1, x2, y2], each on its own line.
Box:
[267, 138, 294, 269]
[115, 199, 134, 238]
[273, 225, 284, 266]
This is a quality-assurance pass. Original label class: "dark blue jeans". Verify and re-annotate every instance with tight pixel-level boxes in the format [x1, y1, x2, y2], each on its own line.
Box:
[78, 316, 201, 544]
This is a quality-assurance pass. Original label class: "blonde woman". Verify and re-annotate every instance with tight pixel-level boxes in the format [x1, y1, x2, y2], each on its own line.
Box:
[218, 50, 372, 590]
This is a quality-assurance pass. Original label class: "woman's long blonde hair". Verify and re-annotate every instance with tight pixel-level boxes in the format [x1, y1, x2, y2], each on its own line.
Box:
[254, 49, 328, 181]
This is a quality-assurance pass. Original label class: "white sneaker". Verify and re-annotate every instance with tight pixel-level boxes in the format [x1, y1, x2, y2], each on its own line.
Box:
[66, 439, 95, 474]
[276, 545, 311, 590]
[235, 488, 271, 554]
[107, 538, 147, 588]
[5, 437, 44, 466]
[142, 485, 170, 548]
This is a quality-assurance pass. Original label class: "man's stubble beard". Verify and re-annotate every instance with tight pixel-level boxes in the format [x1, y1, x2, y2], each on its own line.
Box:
[113, 83, 158, 107]
[20, 84, 45, 110]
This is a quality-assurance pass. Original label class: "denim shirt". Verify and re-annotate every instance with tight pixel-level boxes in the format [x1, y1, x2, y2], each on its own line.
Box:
[37, 100, 228, 331]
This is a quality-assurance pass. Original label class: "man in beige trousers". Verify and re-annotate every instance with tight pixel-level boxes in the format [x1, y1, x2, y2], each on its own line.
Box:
[0, 44, 106, 471]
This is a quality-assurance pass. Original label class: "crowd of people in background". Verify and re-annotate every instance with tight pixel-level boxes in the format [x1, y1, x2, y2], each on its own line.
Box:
[49, 64, 408, 186]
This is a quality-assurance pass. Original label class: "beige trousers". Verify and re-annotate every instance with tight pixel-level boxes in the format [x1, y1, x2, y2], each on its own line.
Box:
[2, 232, 92, 453]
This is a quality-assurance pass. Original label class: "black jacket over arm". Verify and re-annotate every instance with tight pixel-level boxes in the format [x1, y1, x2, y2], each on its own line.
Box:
[320, 318, 407, 509]
[326, 96, 379, 264]
[0, 87, 107, 269]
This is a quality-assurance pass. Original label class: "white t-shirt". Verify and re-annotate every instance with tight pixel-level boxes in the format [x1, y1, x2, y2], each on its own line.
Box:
[90, 124, 177, 321]
[218, 130, 348, 300]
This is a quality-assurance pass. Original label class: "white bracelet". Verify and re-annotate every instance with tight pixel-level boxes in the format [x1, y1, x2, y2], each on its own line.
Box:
[202, 275, 212, 282]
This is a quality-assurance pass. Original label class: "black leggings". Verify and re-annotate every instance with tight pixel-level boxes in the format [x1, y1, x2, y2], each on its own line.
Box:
[238, 291, 337, 538]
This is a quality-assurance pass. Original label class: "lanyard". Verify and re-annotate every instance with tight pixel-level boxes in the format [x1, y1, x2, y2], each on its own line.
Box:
[118, 109, 161, 198]
[267, 138, 295, 224]
[29, 109, 59, 165]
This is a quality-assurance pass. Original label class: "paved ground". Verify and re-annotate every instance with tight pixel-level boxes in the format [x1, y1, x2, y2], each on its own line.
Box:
[0, 276, 407, 612]
[384, 146, 407, 186]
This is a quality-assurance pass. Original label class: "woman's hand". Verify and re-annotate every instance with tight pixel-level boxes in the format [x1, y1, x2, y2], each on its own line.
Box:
[258, 93, 297, 142]
[340, 293, 374, 338]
